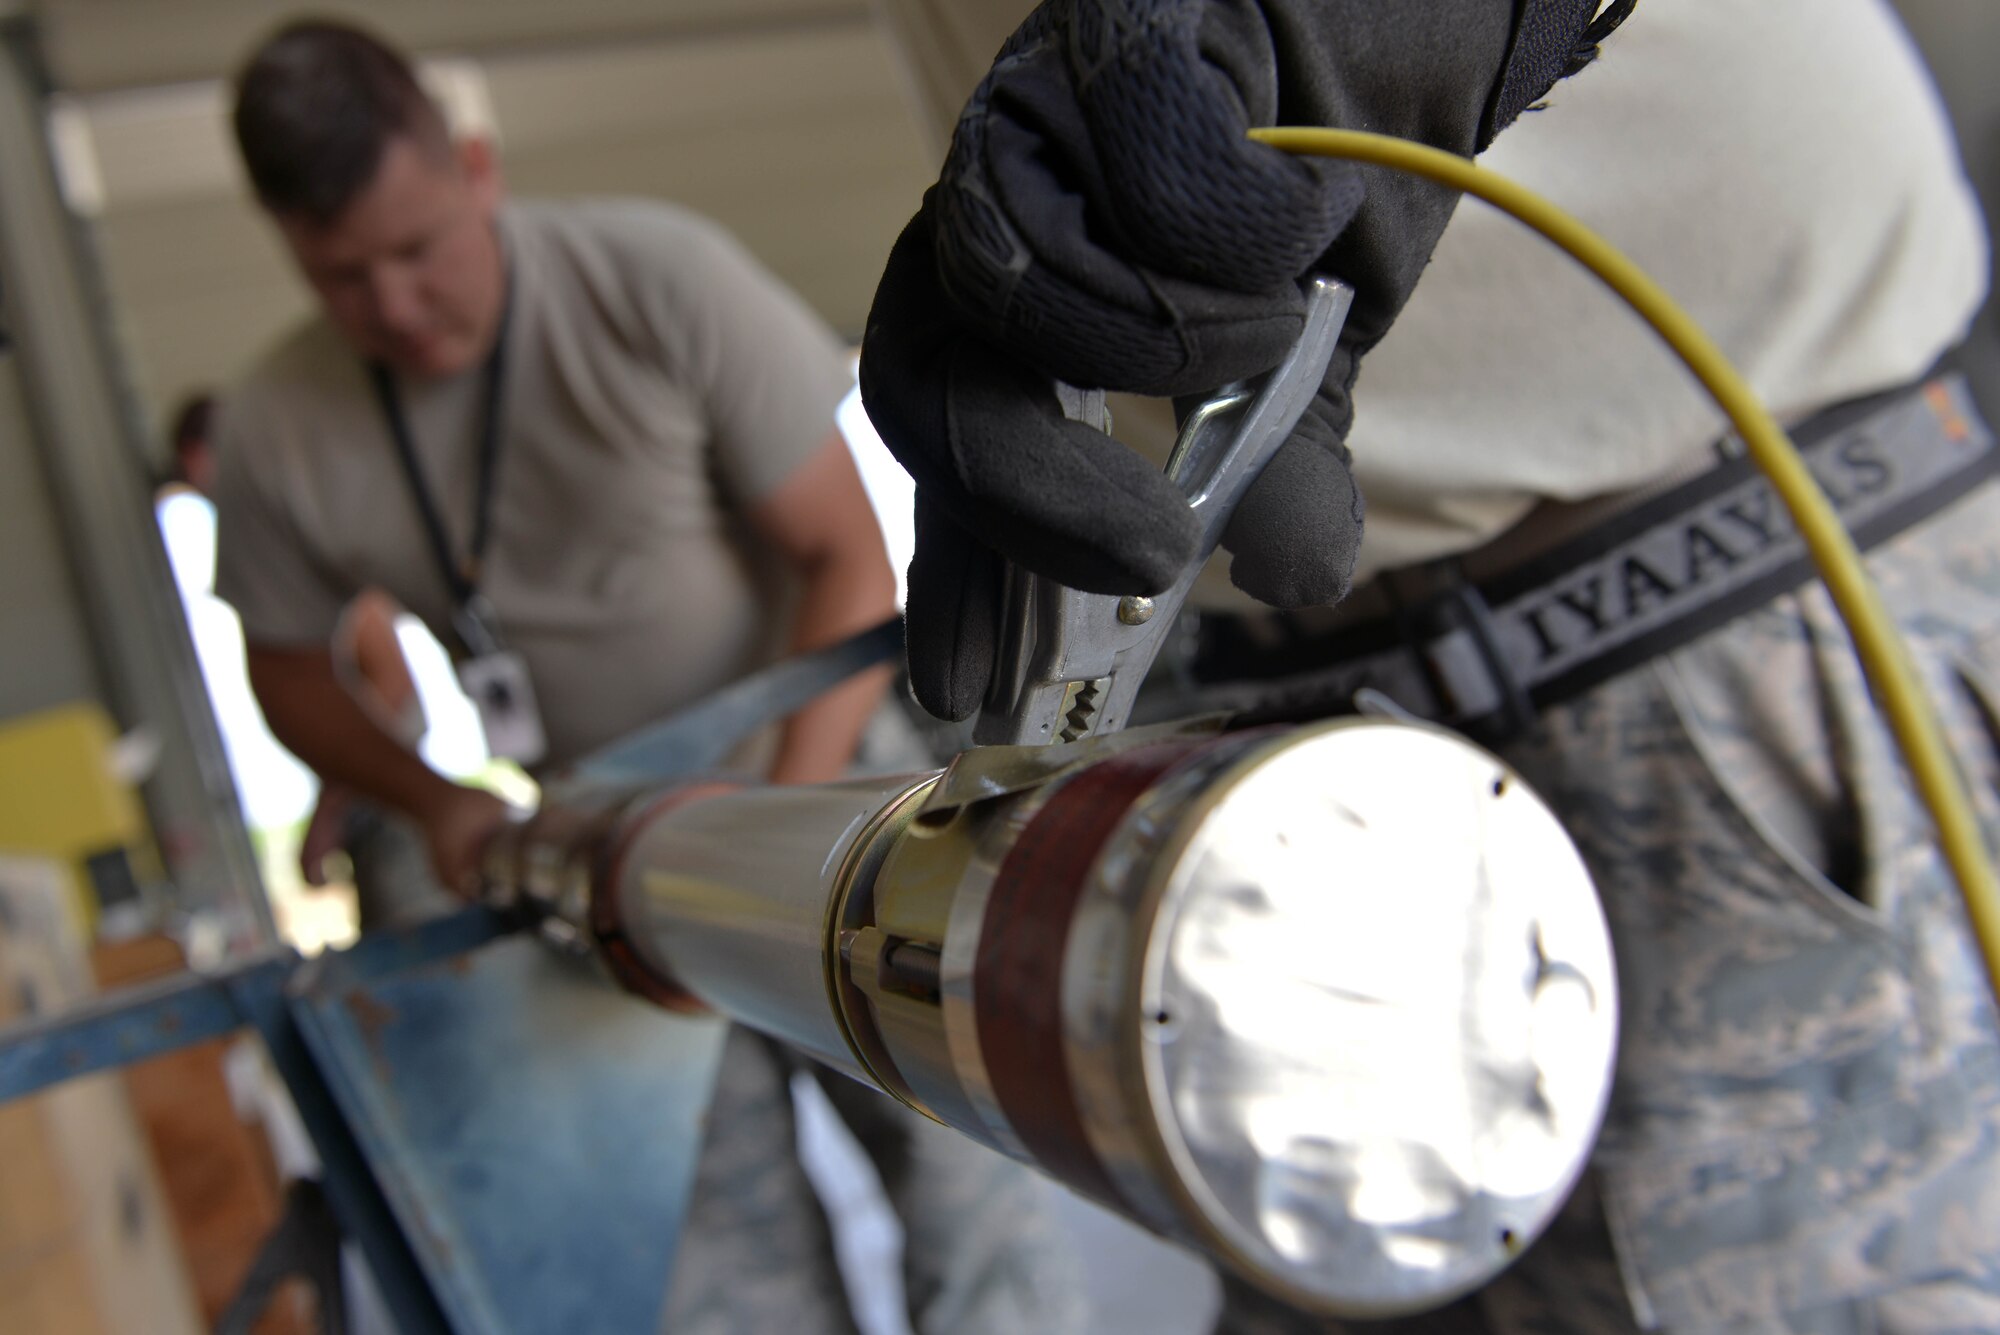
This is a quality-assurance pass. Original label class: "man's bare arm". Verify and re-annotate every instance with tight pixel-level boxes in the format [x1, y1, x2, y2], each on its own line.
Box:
[748, 430, 900, 785]
[337, 588, 423, 737]
[247, 643, 503, 888]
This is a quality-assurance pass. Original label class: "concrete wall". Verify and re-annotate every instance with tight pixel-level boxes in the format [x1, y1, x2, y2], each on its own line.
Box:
[1891, 1, 2000, 409]
[0, 347, 105, 718]
[1893, 1, 2000, 323]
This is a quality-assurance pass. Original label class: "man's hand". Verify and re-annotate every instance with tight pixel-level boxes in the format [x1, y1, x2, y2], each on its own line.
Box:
[417, 784, 513, 898]
[859, 0, 1628, 720]
[300, 783, 353, 886]
[243, 642, 518, 896]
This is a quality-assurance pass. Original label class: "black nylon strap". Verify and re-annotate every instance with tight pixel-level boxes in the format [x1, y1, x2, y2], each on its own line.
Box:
[369, 287, 513, 654]
[1183, 371, 2000, 739]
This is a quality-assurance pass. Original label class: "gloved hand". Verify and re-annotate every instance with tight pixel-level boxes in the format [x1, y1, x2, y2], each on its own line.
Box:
[861, 0, 1630, 721]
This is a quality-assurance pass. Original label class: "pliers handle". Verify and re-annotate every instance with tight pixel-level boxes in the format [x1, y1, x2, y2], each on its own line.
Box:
[973, 277, 1355, 747]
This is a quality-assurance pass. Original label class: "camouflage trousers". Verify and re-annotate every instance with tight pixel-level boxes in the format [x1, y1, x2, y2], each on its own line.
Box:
[658, 1025, 1090, 1334]
[1224, 478, 2000, 1335]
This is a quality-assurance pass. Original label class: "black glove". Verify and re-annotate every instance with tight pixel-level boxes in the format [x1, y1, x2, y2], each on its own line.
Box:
[862, 0, 1632, 720]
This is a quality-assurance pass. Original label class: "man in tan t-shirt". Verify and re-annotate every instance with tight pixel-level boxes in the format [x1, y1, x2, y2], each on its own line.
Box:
[216, 42, 893, 888]
[215, 19, 1084, 1335]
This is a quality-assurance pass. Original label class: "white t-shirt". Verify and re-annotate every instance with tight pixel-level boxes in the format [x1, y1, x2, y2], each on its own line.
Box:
[874, 0, 1990, 594]
[1344, 0, 1988, 580]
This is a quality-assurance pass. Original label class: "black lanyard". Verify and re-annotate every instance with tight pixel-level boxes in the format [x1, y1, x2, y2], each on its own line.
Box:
[368, 292, 513, 658]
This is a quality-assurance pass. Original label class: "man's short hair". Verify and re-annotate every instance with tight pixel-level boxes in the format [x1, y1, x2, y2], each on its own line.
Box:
[162, 392, 214, 489]
[170, 393, 213, 457]
[232, 20, 450, 224]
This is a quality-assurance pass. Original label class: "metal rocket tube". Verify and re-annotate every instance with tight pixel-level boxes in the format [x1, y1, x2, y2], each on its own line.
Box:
[488, 717, 1618, 1319]
[610, 772, 935, 1080]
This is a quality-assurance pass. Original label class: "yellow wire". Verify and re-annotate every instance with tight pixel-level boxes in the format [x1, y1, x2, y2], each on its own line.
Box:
[1252, 125, 2000, 1007]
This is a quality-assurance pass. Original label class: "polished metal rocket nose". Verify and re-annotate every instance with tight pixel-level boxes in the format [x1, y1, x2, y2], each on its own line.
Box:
[911, 719, 1617, 1316]
[1108, 721, 1616, 1314]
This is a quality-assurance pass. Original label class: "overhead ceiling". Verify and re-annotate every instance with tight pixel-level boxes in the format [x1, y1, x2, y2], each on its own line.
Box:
[32, 0, 877, 93]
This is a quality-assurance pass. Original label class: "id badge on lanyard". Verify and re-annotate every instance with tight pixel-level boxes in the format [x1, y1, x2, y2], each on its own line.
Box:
[370, 292, 546, 766]
[453, 594, 547, 767]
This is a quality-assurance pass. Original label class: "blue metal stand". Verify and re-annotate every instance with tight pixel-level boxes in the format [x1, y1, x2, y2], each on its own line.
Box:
[0, 907, 727, 1334]
[0, 623, 907, 1330]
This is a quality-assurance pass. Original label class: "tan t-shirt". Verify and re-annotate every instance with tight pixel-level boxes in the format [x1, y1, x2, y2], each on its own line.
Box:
[214, 199, 853, 769]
